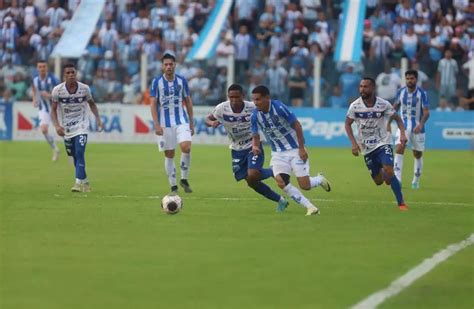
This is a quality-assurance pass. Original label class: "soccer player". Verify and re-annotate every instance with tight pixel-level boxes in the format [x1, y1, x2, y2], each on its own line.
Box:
[32, 60, 60, 161]
[51, 63, 103, 192]
[250, 85, 331, 216]
[205, 84, 289, 212]
[150, 53, 194, 194]
[345, 77, 408, 210]
[393, 70, 430, 189]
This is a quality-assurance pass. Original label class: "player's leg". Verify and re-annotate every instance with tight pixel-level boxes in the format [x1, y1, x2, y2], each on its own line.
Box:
[365, 150, 385, 186]
[292, 157, 331, 192]
[73, 134, 89, 192]
[160, 127, 178, 193]
[379, 145, 407, 210]
[394, 129, 407, 183]
[177, 124, 192, 193]
[411, 133, 425, 189]
[39, 111, 59, 161]
[245, 149, 288, 211]
[64, 137, 80, 192]
[273, 155, 319, 216]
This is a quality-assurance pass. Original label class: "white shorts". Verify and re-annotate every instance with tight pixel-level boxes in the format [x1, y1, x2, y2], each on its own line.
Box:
[38, 110, 51, 126]
[396, 129, 425, 151]
[156, 124, 192, 151]
[270, 149, 310, 178]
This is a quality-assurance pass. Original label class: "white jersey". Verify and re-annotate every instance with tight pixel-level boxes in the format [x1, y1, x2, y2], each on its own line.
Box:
[347, 96, 395, 155]
[51, 81, 93, 138]
[212, 100, 255, 151]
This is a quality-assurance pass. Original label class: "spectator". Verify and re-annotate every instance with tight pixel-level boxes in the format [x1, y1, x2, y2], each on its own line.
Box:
[288, 66, 307, 107]
[458, 89, 474, 110]
[462, 57, 474, 92]
[376, 62, 401, 101]
[216, 32, 234, 69]
[189, 69, 211, 105]
[339, 65, 361, 102]
[117, 2, 136, 34]
[370, 27, 394, 75]
[436, 96, 453, 111]
[268, 26, 285, 61]
[265, 60, 287, 101]
[308, 24, 331, 53]
[99, 19, 119, 52]
[131, 9, 150, 33]
[234, 24, 252, 84]
[45, 0, 67, 29]
[437, 49, 459, 103]
[77, 50, 95, 81]
[402, 27, 418, 61]
[327, 85, 346, 108]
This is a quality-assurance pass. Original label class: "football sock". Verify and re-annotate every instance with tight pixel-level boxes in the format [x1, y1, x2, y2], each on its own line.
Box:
[283, 183, 312, 208]
[390, 175, 404, 205]
[165, 157, 177, 187]
[310, 175, 324, 188]
[74, 147, 86, 180]
[413, 157, 423, 183]
[252, 182, 280, 202]
[260, 168, 274, 180]
[43, 132, 57, 150]
[394, 154, 403, 182]
[180, 153, 191, 179]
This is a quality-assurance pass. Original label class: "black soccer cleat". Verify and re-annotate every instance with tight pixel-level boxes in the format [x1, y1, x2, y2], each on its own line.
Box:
[170, 185, 178, 195]
[179, 179, 193, 193]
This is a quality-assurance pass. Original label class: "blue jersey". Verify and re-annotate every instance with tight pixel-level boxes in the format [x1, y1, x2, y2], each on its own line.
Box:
[32, 73, 59, 113]
[395, 86, 429, 133]
[149, 74, 190, 128]
[251, 100, 299, 152]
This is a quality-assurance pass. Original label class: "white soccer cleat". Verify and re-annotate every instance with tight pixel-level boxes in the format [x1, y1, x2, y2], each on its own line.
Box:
[305, 205, 320, 216]
[318, 173, 331, 192]
[82, 182, 91, 192]
[71, 183, 82, 192]
[52, 149, 60, 162]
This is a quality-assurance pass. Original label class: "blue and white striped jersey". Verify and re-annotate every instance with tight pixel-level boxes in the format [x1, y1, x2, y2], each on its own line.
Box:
[51, 82, 93, 138]
[395, 86, 429, 133]
[150, 74, 190, 128]
[251, 100, 299, 152]
[32, 73, 59, 113]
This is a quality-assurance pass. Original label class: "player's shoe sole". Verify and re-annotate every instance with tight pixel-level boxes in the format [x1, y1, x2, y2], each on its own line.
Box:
[276, 199, 289, 212]
[71, 183, 82, 192]
[305, 206, 320, 216]
[411, 181, 419, 189]
[318, 173, 331, 192]
[179, 180, 193, 193]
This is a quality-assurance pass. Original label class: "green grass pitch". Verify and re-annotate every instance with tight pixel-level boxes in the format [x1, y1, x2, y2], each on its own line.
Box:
[1, 142, 473, 308]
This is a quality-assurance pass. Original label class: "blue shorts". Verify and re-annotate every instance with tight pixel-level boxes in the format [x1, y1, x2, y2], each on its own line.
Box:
[364, 144, 394, 178]
[231, 145, 265, 181]
[64, 134, 88, 157]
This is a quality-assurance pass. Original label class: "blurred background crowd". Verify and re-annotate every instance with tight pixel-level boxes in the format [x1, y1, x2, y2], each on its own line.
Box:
[0, 0, 473, 110]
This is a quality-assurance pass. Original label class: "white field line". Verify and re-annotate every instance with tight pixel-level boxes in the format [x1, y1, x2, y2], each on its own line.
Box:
[350, 233, 474, 309]
[53, 194, 473, 207]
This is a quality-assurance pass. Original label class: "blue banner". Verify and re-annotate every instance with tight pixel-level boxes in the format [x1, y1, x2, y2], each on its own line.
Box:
[334, 0, 366, 63]
[0, 102, 13, 140]
[290, 108, 474, 150]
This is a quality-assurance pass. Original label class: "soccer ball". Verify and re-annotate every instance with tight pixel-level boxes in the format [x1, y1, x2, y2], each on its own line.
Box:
[161, 194, 183, 214]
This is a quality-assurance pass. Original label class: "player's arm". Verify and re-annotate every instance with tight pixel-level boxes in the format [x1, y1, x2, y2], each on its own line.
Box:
[414, 91, 430, 134]
[291, 120, 308, 162]
[344, 116, 360, 156]
[31, 82, 38, 107]
[183, 96, 195, 135]
[250, 113, 261, 155]
[205, 114, 220, 128]
[51, 99, 64, 137]
[87, 98, 104, 132]
[391, 113, 407, 145]
[150, 97, 163, 135]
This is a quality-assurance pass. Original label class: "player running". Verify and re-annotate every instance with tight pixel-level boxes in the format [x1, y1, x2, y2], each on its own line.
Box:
[393, 70, 430, 189]
[32, 60, 60, 161]
[250, 85, 331, 216]
[150, 53, 194, 194]
[205, 84, 289, 212]
[345, 77, 408, 210]
[51, 63, 103, 192]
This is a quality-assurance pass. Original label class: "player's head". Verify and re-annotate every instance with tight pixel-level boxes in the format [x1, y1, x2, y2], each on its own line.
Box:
[227, 84, 244, 106]
[251, 85, 270, 111]
[161, 53, 176, 76]
[405, 69, 418, 89]
[359, 77, 376, 100]
[37, 60, 48, 76]
[63, 63, 77, 83]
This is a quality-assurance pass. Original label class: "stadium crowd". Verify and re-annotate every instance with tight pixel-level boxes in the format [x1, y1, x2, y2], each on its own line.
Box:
[0, 0, 473, 110]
